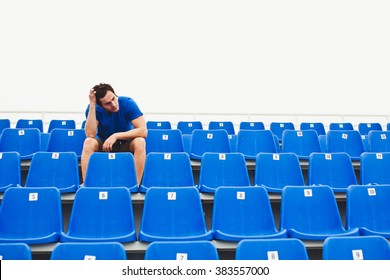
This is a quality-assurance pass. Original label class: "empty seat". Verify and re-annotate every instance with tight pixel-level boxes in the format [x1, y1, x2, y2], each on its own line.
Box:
[254, 153, 305, 193]
[300, 122, 326, 136]
[308, 152, 358, 192]
[318, 134, 327, 152]
[236, 130, 278, 160]
[50, 242, 127, 260]
[329, 122, 354, 131]
[190, 129, 231, 160]
[211, 186, 287, 241]
[358, 122, 383, 136]
[0, 128, 41, 160]
[40, 132, 50, 151]
[280, 185, 359, 240]
[360, 152, 390, 185]
[323, 236, 390, 260]
[138, 187, 212, 242]
[0, 187, 63, 244]
[16, 119, 43, 132]
[24, 152, 80, 193]
[281, 129, 321, 160]
[0, 243, 32, 260]
[61, 187, 136, 242]
[346, 184, 390, 238]
[208, 121, 235, 135]
[197, 152, 250, 193]
[270, 122, 295, 142]
[140, 152, 194, 193]
[239, 121, 265, 131]
[0, 152, 21, 192]
[84, 152, 138, 193]
[326, 130, 365, 160]
[235, 238, 309, 260]
[47, 119, 76, 133]
[147, 121, 171, 129]
[368, 130, 390, 152]
[145, 129, 184, 154]
[0, 118, 11, 135]
[177, 121, 203, 135]
[144, 240, 219, 260]
[46, 129, 86, 158]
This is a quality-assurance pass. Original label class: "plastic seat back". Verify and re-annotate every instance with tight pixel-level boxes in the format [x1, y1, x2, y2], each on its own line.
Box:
[0, 152, 21, 192]
[190, 129, 231, 160]
[254, 153, 305, 193]
[308, 152, 358, 192]
[84, 152, 138, 192]
[177, 121, 203, 135]
[368, 131, 390, 152]
[358, 122, 382, 136]
[235, 238, 309, 260]
[0, 128, 41, 160]
[25, 152, 80, 193]
[140, 152, 194, 192]
[237, 130, 278, 160]
[46, 129, 86, 158]
[0, 119, 11, 135]
[16, 119, 43, 132]
[282, 129, 321, 159]
[147, 121, 171, 129]
[145, 129, 184, 154]
[300, 122, 326, 136]
[208, 121, 235, 135]
[50, 242, 127, 260]
[280, 185, 359, 240]
[346, 184, 390, 238]
[329, 122, 354, 131]
[61, 187, 136, 242]
[198, 152, 250, 193]
[323, 236, 390, 260]
[139, 187, 212, 242]
[47, 119, 76, 133]
[211, 186, 287, 241]
[145, 241, 219, 260]
[0, 243, 32, 260]
[360, 152, 390, 185]
[0, 187, 62, 244]
[239, 121, 265, 131]
[270, 122, 295, 142]
[326, 130, 365, 160]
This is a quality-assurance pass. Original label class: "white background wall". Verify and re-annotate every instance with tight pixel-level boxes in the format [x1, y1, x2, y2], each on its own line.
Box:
[1, 0, 389, 117]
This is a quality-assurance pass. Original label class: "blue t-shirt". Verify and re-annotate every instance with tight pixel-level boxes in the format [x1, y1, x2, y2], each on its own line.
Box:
[85, 96, 143, 141]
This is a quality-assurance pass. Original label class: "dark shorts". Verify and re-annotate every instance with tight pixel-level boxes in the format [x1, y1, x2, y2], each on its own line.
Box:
[96, 138, 131, 152]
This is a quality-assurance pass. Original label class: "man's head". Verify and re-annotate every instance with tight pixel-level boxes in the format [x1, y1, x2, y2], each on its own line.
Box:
[92, 83, 119, 112]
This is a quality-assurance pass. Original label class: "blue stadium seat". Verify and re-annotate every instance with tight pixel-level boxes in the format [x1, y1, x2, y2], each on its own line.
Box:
[280, 185, 359, 240]
[140, 152, 194, 193]
[197, 152, 250, 193]
[50, 242, 127, 260]
[228, 134, 238, 152]
[24, 152, 80, 193]
[308, 152, 358, 192]
[138, 187, 212, 242]
[236, 130, 278, 160]
[300, 122, 326, 136]
[177, 121, 203, 135]
[254, 153, 305, 193]
[368, 130, 390, 152]
[145, 129, 184, 154]
[358, 122, 382, 136]
[329, 122, 354, 131]
[0, 152, 21, 192]
[144, 241, 219, 260]
[61, 187, 136, 242]
[235, 238, 309, 260]
[211, 186, 287, 241]
[326, 130, 365, 160]
[46, 129, 86, 159]
[147, 121, 171, 129]
[239, 121, 265, 131]
[270, 122, 295, 142]
[16, 119, 43, 132]
[0, 187, 63, 244]
[84, 152, 138, 193]
[323, 236, 390, 260]
[360, 152, 390, 185]
[190, 129, 231, 160]
[281, 129, 321, 160]
[0, 243, 32, 260]
[0, 128, 41, 160]
[208, 121, 235, 135]
[47, 119, 76, 133]
[0, 119, 11, 135]
[346, 184, 390, 238]
[318, 134, 327, 152]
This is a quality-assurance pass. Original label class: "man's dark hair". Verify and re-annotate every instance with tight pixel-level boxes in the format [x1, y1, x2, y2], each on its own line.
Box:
[92, 83, 116, 106]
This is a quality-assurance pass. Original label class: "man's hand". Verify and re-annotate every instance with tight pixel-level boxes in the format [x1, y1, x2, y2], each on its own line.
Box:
[89, 88, 97, 105]
[102, 134, 118, 152]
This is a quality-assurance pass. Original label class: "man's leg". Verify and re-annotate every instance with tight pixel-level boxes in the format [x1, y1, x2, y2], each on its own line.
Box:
[130, 137, 146, 186]
[80, 137, 99, 183]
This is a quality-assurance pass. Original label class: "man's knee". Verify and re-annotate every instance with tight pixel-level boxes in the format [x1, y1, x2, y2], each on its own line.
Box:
[131, 137, 146, 153]
[83, 137, 99, 153]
